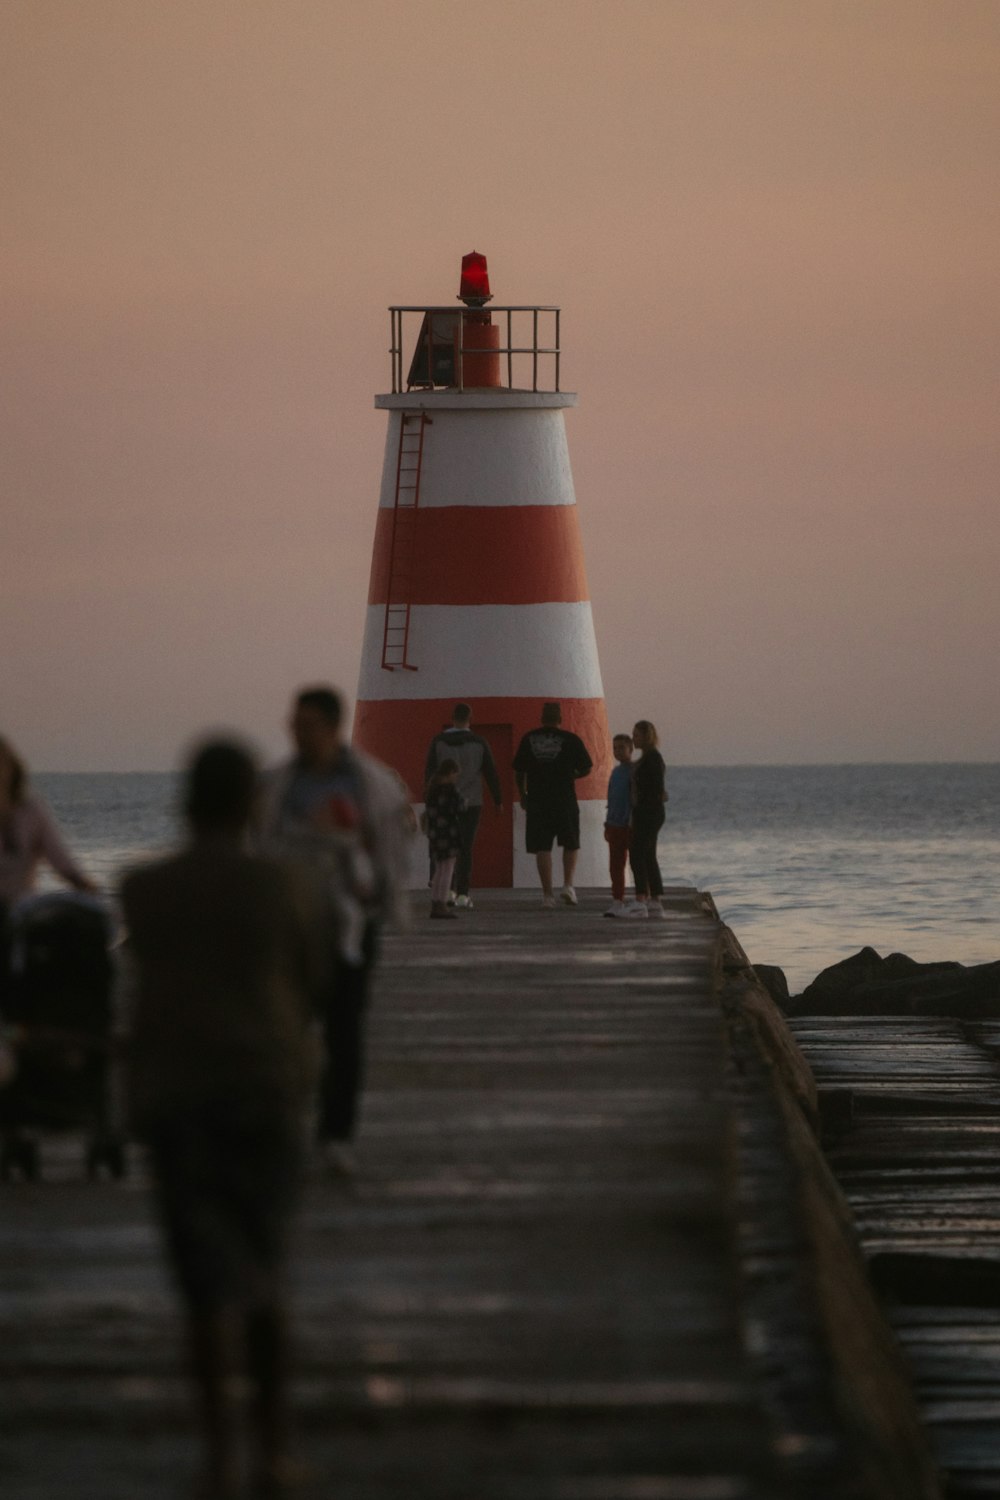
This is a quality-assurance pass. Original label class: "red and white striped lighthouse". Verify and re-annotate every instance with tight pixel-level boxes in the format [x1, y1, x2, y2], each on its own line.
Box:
[353, 254, 612, 887]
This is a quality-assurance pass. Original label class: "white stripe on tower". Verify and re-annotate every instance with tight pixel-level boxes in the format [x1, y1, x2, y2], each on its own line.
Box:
[377, 403, 578, 510]
[357, 603, 604, 702]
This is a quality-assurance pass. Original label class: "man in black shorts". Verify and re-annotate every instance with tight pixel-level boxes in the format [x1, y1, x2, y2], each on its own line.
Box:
[513, 702, 593, 907]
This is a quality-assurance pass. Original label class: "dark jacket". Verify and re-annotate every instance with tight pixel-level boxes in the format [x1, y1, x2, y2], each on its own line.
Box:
[424, 728, 502, 810]
[632, 749, 668, 811]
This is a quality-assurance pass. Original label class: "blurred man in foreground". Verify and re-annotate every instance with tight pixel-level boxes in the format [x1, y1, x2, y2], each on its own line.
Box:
[123, 738, 322, 1499]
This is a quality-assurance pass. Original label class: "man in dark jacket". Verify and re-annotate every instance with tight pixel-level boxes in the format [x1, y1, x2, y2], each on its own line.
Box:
[424, 703, 502, 909]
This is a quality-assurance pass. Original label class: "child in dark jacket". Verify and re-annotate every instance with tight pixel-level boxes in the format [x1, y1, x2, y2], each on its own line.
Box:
[603, 733, 634, 917]
[424, 760, 465, 919]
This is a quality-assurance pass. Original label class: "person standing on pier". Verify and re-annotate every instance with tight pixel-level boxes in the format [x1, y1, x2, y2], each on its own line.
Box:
[0, 735, 100, 1005]
[513, 702, 593, 908]
[423, 703, 502, 910]
[627, 719, 669, 919]
[603, 733, 634, 918]
[0, 735, 99, 914]
[122, 739, 323, 1500]
[259, 685, 412, 1177]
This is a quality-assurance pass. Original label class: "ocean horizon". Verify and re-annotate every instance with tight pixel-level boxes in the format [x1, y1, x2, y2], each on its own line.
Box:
[32, 762, 1000, 997]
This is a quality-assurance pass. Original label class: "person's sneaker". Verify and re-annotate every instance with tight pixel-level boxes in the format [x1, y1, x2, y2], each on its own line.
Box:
[603, 900, 627, 918]
[625, 901, 649, 919]
[541, 893, 557, 908]
[560, 886, 578, 906]
[646, 901, 667, 919]
[455, 894, 473, 910]
[446, 890, 457, 905]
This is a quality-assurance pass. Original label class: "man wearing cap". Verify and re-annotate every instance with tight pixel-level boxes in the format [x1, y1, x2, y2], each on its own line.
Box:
[513, 702, 593, 908]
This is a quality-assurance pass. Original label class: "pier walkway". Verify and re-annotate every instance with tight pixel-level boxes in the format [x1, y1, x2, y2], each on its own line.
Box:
[0, 889, 938, 1499]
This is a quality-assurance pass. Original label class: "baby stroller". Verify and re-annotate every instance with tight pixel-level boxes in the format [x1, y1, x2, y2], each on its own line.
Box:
[0, 891, 125, 1181]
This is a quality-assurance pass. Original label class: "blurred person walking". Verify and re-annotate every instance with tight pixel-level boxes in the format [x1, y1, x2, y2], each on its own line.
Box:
[0, 735, 98, 915]
[258, 686, 412, 1177]
[0, 735, 99, 1001]
[122, 739, 324, 1500]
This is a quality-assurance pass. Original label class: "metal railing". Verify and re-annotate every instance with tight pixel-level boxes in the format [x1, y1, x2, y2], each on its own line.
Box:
[388, 305, 561, 395]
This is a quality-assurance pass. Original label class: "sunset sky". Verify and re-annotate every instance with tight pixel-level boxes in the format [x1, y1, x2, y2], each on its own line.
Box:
[4, 1, 998, 770]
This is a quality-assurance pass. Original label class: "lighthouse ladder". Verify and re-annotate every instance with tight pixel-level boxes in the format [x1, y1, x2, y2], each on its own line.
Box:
[381, 412, 429, 670]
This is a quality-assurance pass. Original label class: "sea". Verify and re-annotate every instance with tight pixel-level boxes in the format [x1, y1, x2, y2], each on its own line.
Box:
[35, 763, 1000, 997]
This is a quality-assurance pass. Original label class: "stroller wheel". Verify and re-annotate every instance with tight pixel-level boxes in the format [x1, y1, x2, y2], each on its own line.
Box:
[87, 1138, 128, 1181]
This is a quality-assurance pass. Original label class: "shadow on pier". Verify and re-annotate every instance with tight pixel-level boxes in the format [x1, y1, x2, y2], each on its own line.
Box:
[0, 889, 942, 1499]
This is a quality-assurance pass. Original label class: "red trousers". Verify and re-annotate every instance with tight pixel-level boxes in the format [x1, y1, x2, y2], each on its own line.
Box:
[605, 824, 630, 901]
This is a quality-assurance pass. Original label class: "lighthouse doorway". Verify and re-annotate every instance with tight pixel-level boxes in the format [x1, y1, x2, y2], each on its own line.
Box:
[471, 723, 514, 887]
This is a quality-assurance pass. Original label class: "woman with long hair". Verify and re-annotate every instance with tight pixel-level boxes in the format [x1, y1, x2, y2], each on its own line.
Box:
[0, 736, 97, 932]
[627, 720, 668, 919]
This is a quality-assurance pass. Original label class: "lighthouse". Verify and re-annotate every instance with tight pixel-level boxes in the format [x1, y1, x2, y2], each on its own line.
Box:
[353, 253, 612, 887]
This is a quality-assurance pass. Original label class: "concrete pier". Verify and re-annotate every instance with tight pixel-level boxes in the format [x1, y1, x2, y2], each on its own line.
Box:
[0, 889, 940, 1498]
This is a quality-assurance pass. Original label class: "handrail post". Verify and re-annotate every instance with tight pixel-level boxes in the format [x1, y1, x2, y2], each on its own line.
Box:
[391, 309, 399, 394]
[532, 308, 539, 392]
[554, 308, 561, 393]
[506, 307, 513, 390]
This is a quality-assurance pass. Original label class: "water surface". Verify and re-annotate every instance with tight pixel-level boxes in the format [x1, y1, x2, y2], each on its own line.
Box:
[35, 764, 1000, 995]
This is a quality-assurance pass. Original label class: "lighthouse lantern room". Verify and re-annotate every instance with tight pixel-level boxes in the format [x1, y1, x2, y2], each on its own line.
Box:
[353, 254, 612, 888]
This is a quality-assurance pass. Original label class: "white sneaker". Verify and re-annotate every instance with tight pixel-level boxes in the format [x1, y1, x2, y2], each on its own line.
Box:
[541, 893, 556, 908]
[446, 890, 457, 905]
[603, 900, 627, 918]
[455, 894, 473, 910]
[625, 901, 649, 919]
[560, 886, 578, 906]
[646, 901, 667, 919]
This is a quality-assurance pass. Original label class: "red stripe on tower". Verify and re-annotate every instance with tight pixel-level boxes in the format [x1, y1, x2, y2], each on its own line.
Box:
[353, 254, 612, 888]
[366, 507, 590, 606]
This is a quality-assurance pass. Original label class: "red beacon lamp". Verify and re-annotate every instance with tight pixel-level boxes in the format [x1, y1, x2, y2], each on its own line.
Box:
[458, 250, 492, 307]
[456, 250, 500, 387]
